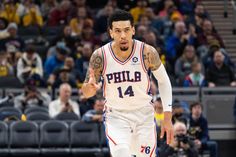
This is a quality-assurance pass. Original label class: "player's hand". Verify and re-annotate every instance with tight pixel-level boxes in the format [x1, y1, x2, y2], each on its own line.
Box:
[81, 68, 101, 98]
[160, 111, 174, 145]
[88, 68, 101, 90]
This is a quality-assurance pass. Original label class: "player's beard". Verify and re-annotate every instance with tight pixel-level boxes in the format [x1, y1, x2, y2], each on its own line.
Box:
[120, 46, 129, 51]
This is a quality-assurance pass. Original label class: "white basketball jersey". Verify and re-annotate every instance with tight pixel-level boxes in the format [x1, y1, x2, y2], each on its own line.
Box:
[101, 39, 152, 110]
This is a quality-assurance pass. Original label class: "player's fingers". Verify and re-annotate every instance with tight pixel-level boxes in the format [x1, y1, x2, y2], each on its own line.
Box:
[88, 68, 95, 83]
[170, 127, 174, 144]
[166, 129, 171, 145]
[160, 124, 165, 138]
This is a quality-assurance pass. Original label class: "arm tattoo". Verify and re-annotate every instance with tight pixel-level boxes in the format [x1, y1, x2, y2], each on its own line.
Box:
[143, 45, 161, 71]
[84, 49, 103, 83]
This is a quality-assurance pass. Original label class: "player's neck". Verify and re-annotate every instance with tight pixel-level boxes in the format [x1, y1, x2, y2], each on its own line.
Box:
[111, 41, 133, 61]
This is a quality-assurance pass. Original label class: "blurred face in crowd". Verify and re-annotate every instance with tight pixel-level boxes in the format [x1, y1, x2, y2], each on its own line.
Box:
[63, 26, 72, 36]
[144, 31, 156, 46]
[59, 83, 72, 102]
[213, 50, 224, 66]
[139, 15, 150, 27]
[77, 7, 87, 19]
[109, 20, 135, 52]
[0, 51, 8, 64]
[192, 62, 201, 74]
[64, 57, 74, 69]
[164, 0, 174, 9]
[26, 51, 35, 60]
[175, 21, 186, 36]
[0, 19, 7, 30]
[82, 27, 93, 39]
[59, 71, 69, 82]
[104, 5, 114, 17]
[8, 27, 17, 37]
[94, 99, 105, 112]
[82, 43, 93, 58]
[136, 25, 147, 37]
[137, 0, 147, 8]
[74, 0, 86, 6]
[203, 20, 213, 35]
[195, 4, 205, 15]
[184, 45, 195, 60]
[174, 122, 187, 136]
[191, 104, 202, 119]
[60, 0, 71, 11]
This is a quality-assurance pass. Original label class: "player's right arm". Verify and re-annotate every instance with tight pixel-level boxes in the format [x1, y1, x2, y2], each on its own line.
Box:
[81, 49, 103, 98]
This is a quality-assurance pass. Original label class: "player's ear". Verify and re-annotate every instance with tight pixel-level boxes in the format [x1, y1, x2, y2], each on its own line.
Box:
[109, 28, 114, 39]
[132, 26, 135, 36]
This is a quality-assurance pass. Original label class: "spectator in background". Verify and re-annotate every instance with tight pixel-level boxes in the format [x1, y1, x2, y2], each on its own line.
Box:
[47, 0, 71, 26]
[6, 44, 21, 70]
[172, 101, 189, 125]
[49, 83, 80, 118]
[40, 0, 58, 21]
[94, 4, 114, 35]
[188, 102, 218, 157]
[186, 3, 209, 34]
[17, 44, 43, 84]
[183, 61, 206, 87]
[0, 0, 20, 24]
[68, 0, 87, 20]
[206, 50, 236, 87]
[80, 21, 101, 48]
[134, 25, 147, 41]
[75, 43, 93, 81]
[20, 0, 43, 27]
[175, 45, 199, 85]
[197, 19, 225, 48]
[47, 57, 78, 89]
[143, 29, 164, 52]
[14, 79, 51, 112]
[178, 0, 196, 16]
[158, 0, 174, 19]
[44, 43, 69, 78]
[159, 121, 198, 157]
[130, 0, 148, 24]
[0, 17, 9, 39]
[0, 23, 25, 51]
[0, 49, 14, 77]
[165, 21, 195, 68]
[82, 97, 105, 122]
[49, 27, 77, 57]
[69, 6, 90, 37]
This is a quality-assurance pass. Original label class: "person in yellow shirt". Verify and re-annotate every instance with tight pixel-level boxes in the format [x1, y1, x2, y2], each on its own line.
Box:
[129, 0, 148, 24]
[21, 0, 43, 27]
[0, 1, 20, 24]
[69, 7, 89, 36]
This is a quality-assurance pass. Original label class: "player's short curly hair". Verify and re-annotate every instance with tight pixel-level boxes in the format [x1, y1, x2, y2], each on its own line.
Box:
[107, 9, 134, 29]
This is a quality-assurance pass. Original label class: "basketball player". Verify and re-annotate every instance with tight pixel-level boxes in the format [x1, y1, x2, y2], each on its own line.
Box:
[81, 10, 173, 157]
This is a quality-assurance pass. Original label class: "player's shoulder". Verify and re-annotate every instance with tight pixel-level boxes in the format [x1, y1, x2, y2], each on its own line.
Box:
[142, 43, 159, 56]
[91, 47, 103, 58]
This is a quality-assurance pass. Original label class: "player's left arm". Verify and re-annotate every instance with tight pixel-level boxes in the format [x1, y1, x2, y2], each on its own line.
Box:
[143, 44, 174, 144]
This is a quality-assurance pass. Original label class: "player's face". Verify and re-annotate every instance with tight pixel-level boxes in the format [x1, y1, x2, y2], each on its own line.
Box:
[109, 21, 135, 51]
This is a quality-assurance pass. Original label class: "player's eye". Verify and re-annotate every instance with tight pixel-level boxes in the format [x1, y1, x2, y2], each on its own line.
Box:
[115, 29, 121, 33]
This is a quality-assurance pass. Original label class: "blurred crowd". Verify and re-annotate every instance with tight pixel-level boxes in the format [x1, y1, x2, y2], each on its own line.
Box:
[0, 0, 234, 156]
[0, 0, 235, 89]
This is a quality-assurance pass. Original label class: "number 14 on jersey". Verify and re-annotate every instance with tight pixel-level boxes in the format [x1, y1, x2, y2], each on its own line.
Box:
[117, 86, 134, 98]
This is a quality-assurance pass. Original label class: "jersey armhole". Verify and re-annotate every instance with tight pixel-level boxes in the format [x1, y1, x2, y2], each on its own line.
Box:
[140, 42, 148, 73]
[101, 46, 107, 76]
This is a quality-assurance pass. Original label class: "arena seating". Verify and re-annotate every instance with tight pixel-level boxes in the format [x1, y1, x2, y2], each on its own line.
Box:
[0, 121, 109, 157]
